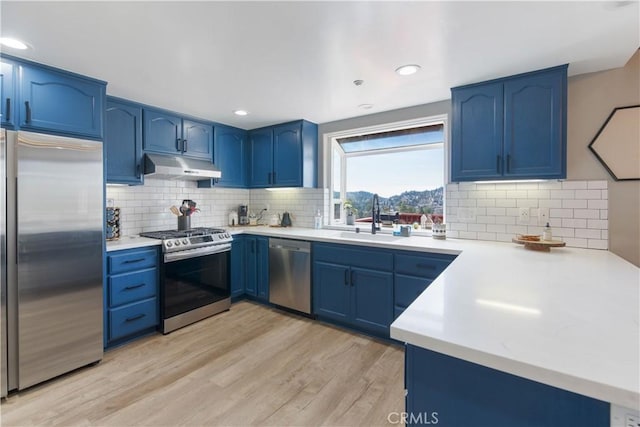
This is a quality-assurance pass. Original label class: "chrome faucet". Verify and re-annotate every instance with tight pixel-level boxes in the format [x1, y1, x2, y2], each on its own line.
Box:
[371, 193, 381, 234]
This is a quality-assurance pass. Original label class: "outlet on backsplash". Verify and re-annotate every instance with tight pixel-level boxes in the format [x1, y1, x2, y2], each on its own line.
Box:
[518, 208, 530, 224]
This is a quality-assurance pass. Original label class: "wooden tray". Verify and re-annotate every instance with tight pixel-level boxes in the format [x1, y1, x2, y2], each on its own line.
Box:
[512, 237, 566, 252]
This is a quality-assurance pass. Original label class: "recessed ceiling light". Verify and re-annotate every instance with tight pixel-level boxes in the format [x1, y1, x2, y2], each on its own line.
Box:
[0, 37, 28, 50]
[358, 104, 374, 110]
[395, 64, 421, 76]
[233, 110, 248, 116]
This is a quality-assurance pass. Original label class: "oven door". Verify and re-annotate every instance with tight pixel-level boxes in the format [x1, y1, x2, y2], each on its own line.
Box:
[161, 247, 230, 326]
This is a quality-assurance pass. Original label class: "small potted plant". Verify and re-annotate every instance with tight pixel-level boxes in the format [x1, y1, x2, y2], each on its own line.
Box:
[344, 202, 356, 225]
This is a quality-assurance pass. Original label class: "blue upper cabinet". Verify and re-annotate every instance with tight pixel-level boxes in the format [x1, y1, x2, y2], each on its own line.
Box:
[248, 127, 273, 187]
[19, 63, 105, 139]
[143, 108, 213, 161]
[105, 98, 143, 185]
[215, 125, 247, 187]
[143, 108, 182, 154]
[182, 119, 213, 160]
[248, 119, 318, 188]
[451, 65, 567, 182]
[504, 70, 565, 178]
[451, 83, 504, 181]
[1, 60, 16, 128]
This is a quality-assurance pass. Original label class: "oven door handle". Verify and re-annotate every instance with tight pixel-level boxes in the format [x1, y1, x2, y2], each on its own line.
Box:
[164, 244, 231, 263]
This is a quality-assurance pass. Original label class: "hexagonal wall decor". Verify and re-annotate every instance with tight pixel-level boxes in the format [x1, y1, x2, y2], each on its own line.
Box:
[588, 105, 640, 181]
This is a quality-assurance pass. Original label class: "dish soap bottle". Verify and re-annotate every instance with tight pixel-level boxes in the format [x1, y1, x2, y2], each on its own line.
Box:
[543, 222, 552, 241]
[314, 209, 323, 229]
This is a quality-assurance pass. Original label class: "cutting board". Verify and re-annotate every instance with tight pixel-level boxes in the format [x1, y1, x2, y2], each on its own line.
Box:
[512, 237, 566, 252]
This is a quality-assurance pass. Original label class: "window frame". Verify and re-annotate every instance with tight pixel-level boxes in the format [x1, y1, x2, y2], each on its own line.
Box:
[323, 114, 449, 225]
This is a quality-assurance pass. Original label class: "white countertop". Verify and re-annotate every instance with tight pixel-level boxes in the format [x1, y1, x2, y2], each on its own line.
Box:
[106, 236, 161, 252]
[112, 226, 640, 409]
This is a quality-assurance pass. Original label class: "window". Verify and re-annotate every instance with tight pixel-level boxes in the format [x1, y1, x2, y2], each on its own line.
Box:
[328, 116, 447, 226]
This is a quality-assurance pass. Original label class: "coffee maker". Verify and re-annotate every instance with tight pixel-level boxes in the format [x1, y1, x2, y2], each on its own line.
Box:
[238, 205, 249, 225]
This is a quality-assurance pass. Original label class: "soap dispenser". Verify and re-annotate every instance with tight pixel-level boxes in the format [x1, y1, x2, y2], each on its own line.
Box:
[314, 209, 323, 229]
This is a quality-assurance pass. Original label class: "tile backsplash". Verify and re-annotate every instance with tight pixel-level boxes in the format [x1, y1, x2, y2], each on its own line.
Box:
[106, 179, 328, 236]
[445, 180, 608, 250]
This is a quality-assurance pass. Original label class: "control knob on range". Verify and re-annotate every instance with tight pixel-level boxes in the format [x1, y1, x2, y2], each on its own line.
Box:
[182, 239, 189, 245]
[174, 240, 181, 246]
[166, 241, 173, 248]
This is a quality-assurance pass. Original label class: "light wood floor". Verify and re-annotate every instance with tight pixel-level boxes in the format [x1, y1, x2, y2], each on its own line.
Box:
[1, 301, 404, 426]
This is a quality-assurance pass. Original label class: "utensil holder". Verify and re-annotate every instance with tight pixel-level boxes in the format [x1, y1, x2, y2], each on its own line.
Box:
[432, 223, 447, 240]
[178, 216, 191, 231]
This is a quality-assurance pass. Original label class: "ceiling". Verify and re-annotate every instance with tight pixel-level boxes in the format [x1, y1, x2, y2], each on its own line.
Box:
[1, 1, 638, 130]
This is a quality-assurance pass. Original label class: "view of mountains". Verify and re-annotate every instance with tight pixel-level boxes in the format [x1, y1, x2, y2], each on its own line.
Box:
[344, 187, 444, 218]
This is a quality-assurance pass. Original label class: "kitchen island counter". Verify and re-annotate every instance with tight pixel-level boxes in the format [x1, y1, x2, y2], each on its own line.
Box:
[116, 226, 639, 409]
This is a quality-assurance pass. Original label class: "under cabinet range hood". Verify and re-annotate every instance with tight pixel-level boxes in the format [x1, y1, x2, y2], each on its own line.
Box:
[144, 153, 222, 180]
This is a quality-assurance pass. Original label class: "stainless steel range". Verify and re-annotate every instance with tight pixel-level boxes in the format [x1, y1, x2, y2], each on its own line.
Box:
[140, 227, 233, 333]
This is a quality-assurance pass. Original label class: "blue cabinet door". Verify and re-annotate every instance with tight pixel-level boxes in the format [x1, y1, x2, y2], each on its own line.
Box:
[230, 236, 245, 298]
[20, 65, 105, 139]
[105, 99, 143, 185]
[244, 237, 258, 296]
[351, 267, 393, 335]
[504, 69, 566, 179]
[182, 119, 213, 160]
[248, 128, 273, 187]
[451, 83, 504, 181]
[214, 125, 247, 187]
[143, 108, 182, 154]
[1, 60, 16, 128]
[313, 261, 351, 322]
[272, 122, 302, 187]
[256, 237, 269, 301]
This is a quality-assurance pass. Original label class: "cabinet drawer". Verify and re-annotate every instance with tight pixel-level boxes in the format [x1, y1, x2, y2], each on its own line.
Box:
[108, 298, 158, 341]
[313, 243, 393, 271]
[395, 274, 433, 308]
[109, 268, 157, 307]
[108, 248, 158, 274]
[394, 252, 455, 279]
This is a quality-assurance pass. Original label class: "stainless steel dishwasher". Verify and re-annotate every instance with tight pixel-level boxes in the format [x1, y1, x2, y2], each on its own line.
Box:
[269, 238, 311, 314]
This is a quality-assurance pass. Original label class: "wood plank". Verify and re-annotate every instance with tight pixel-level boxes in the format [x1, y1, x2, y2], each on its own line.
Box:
[1, 301, 404, 426]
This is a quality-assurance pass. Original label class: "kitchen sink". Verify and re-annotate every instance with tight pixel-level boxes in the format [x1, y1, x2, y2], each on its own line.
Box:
[338, 231, 404, 242]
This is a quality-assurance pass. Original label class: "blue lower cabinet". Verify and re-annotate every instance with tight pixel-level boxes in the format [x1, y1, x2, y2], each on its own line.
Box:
[313, 242, 394, 337]
[405, 345, 609, 427]
[230, 236, 245, 298]
[236, 235, 269, 302]
[106, 247, 159, 347]
[108, 298, 158, 342]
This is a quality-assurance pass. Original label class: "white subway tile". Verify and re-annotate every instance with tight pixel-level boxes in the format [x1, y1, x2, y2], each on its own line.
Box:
[486, 207, 506, 216]
[587, 239, 608, 250]
[506, 208, 520, 217]
[587, 219, 608, 229]
[562, 181, 587, 190]
[450, 223, 468, 231]
[600, 210, 608, 220]
[516, 199, 539, 208]
[538, 181, 562, 190]
[468, 191, 487, 199]
[574, 209, 600, 219]
[549, 218, 562, 227]
[601, 189, 608, 200]
[477, 199, 496, 207]
[446, 184, 459, 192]
[477, 232, 497, 241]
[539, 199, 562, 208]
[550, 190, 575, 199]
[564, 238, 588, 248]
[602, 230, 609, 240]
[468, 223, 486, 232]
[458, 231, 478, 240]
[562, 199, 587, 209]
[587, 180, 608, 189]
[459, 183, 477, 191]
[493, 183, 517, 190]
[575, 189, 602, 200]
[487, 224, 506, 233]
[527, 190, 550, 199]
[506, 225, 528, 234]
[495, 216, 516, 225]
[495, 199, 517, 208]
[487, 190, 507, 198]
[587, 200, 607, 209]
[562, 218, 587, 228]
[459, 199, 477, 207]
[476, 183, 496, 190]
[506, 190, 528, 199]
[477, 216, 497, 224]
[554, 228, 575, 237]
[576, 228, 601, 239]
[496, 233, 513, 242]
[515, 183, 539, 190]
[474, 207, 487, 216]
[550, 208, 573, 218]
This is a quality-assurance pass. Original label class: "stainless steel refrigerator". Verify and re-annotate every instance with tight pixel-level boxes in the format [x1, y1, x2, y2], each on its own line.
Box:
[1, 129, 103, 397]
